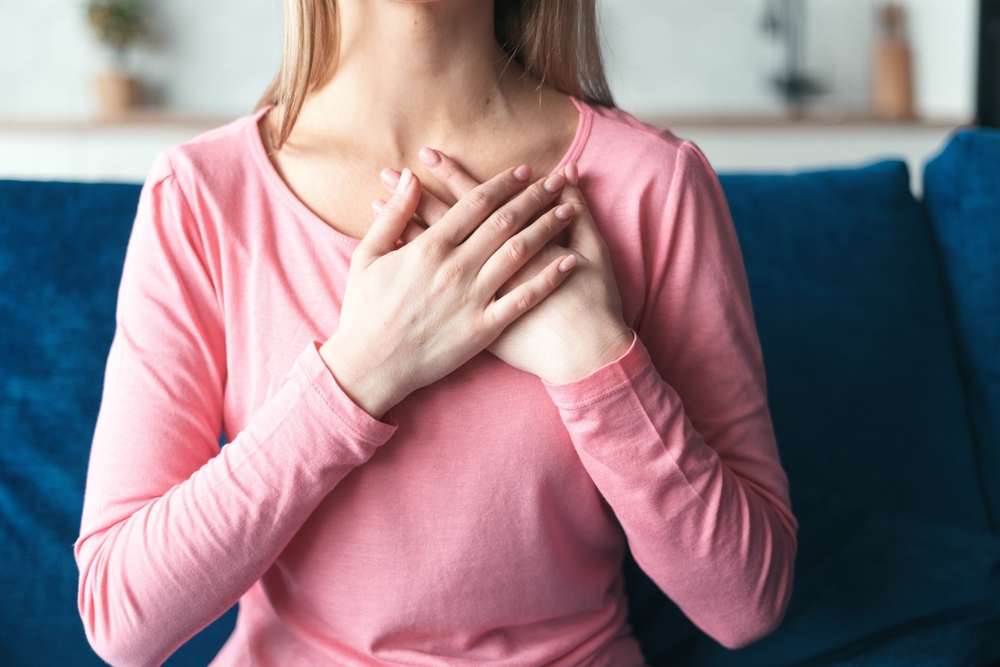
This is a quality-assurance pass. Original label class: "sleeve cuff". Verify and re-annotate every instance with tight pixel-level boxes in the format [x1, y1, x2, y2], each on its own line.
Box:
[292, 341, 398, 446]
[543, 331, 657, 409]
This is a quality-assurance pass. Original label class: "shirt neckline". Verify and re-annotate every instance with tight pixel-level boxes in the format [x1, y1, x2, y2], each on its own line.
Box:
[246, 97, 594, 249]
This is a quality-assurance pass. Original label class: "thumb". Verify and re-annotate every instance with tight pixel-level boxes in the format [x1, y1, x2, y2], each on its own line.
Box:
[356, 168, 421, 267]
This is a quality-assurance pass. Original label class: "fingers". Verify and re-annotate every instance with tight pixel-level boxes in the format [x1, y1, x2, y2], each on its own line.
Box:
[355, 168, 421, 267]
[555, 163, 604, 253]
[419, 148, 479, 201]
[564, 162, 579, 187]
[400, 218, 426, 244]
[373, 198, 426, 244]
[478, 201, 576, 292]
[487, 253, 576, 328]
[431, 165, 533, 247]
[461, 171, 567, 263]
[380, 168, 451, 225]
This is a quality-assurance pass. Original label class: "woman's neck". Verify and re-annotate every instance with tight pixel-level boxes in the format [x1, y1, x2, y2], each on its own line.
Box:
[262, 0, 579, 239]
[291, 0, 538, 156]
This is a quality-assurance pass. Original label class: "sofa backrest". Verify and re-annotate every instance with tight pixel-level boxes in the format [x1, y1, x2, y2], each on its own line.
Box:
[718, 161, 989, 537]
[0, 180, 235, 666]
[1, 152, 993, 666]
[924, 128, 1000, 533]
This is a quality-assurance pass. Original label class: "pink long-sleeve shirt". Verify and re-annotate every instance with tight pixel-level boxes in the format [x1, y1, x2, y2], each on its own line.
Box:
[75, 99, 797, 667]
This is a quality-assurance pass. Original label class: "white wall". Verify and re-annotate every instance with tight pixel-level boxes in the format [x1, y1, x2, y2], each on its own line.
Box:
[600, 0, 978, 121]
[0, 0, 978, 122]
[0, 0, 282, 119]
[131, 0, 283, 116]
[902, 0, 979, 119]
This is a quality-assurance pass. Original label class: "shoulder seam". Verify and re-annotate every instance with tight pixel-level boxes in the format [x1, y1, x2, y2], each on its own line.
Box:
[590, 108, 681, 145]
[157, 149, 225, 314]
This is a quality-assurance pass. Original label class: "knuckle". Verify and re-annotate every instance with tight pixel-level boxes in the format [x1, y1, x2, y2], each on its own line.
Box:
[416, 237, 444, 260]
[505, 236, 529, 264]
[524, 185, 548, 208]
[433, 261, 465, 292]
[439, 160, 460, 180]
[515, 291, 533, 313]
[568, 198, 590, 215]
[464, 189, 493, 216]
[491, 210, 518, 234]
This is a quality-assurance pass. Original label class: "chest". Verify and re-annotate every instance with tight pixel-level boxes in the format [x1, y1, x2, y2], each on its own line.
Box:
[264, 130, 578, 241]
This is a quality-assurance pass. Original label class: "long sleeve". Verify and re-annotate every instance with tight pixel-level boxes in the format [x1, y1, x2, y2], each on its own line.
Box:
[545, 143, 797, 649]
[74, 154, 396, 667]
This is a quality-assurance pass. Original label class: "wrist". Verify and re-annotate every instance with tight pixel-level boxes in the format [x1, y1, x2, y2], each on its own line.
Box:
[319, 336, 397, 419]
[546, 324, 634, 385]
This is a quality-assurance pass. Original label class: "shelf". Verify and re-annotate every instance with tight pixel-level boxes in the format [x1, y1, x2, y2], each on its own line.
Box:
[0, 111, 236, 132]
[637, 113, 969, 131]
[0, 111, 971, 133]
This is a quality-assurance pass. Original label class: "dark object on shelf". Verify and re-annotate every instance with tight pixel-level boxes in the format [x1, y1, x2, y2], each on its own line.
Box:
[762, 0, 826, 113]
[979, 0, 1000, 127]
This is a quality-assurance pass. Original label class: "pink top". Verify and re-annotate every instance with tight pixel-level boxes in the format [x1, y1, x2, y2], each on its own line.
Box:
[76, 99, 797, 667]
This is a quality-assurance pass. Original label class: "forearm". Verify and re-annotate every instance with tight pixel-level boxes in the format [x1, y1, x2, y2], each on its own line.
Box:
[75, 342, 394, 667]
[546, 337, 796, 649]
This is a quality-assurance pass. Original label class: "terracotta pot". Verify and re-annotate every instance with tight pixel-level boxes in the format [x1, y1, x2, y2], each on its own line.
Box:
[95, 70, 139, 117]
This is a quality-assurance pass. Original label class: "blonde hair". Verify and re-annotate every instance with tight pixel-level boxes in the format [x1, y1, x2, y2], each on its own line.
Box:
[258, 0, 614, 150]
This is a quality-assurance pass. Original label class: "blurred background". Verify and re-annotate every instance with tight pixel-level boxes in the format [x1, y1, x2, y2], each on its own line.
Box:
[0, 0, 987, 192]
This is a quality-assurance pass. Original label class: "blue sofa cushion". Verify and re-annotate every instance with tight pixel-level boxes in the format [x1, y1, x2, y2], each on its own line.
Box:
[0, 180, 235, 666]
[924, 128, 1000, 532]
[632, 161, 997, 666]
[674, 512, 1000, 666]
[719, 160, 984, 530]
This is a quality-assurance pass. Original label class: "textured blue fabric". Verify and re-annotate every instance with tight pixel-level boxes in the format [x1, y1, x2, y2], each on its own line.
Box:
[719, 161, 985, 529]
[629, 161, 999, 666]
[924, 128, 1000, 532]
[675, 512, 1000, 666]
[0, 180, 235, 666]
[3, 157, 998, 666]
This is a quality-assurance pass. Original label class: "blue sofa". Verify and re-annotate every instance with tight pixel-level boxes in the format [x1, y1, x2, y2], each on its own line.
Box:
[2, 129, 999, 666]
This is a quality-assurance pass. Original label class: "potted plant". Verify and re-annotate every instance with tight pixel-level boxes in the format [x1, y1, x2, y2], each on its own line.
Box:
[86, 0, 146, 117]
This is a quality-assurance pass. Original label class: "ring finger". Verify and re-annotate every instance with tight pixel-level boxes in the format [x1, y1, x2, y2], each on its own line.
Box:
[478, 202, 576, 292]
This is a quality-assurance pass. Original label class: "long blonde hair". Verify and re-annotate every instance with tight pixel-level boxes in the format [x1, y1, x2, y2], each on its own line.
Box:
[258, 0, 614, 149]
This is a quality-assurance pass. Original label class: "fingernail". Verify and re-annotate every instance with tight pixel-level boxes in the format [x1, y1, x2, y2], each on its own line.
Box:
[543, 173, 566, 194]
[513, 165, 531, 182]
[419, 147, 441, 167]
[396, 168, 412, 194]
[566, 163, 579, 187]
[554, 203, 575, 220]
[380, 168, 400, 188]
[372, 199, 385, 215]
[559, 255, 578, 273]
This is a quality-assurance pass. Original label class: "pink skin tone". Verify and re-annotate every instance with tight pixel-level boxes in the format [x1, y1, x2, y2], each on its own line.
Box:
[321, 151, 632, 420]
[372, 152, 634, 392]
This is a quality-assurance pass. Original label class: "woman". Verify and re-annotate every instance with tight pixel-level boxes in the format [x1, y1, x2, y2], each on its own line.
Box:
[75, 0, 797, 665]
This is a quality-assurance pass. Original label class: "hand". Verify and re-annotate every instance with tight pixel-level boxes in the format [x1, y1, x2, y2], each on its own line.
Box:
[320, 165, 577, 418]
[378, 150, 633, 385]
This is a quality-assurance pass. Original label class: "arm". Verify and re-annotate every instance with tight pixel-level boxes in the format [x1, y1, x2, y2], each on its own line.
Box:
[76, 155, 575, 666]
[406, 146, 796, 648]
[544, 145, 797, 648]
[75, 154, 397, 667]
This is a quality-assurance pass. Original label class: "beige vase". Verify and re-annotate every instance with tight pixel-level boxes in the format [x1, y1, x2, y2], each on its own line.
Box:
[872, 3, 915, 121]
[95, 70, 139, 118]
[873, 40, 915, 120]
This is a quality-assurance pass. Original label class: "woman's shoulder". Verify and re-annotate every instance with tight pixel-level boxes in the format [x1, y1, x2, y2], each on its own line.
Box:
[146, 109, 269, 196]
[574, 101, 722, 210]
[575, 101, 717, 191]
